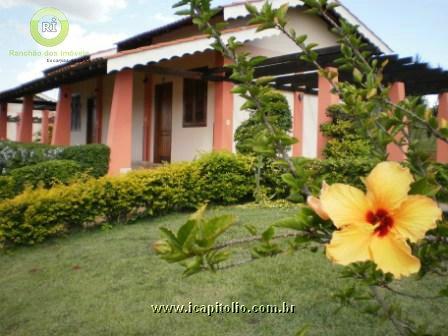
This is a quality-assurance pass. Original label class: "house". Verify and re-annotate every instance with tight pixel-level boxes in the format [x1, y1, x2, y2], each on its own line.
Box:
[0, 0, 447, 174]
[4, 93, 56, 143]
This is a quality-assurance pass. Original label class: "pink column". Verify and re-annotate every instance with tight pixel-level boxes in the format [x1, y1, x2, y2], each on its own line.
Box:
[437, 92, 448, 163]
[213, 54, 234, 151]
[107, 69, 134, 175]
[0, 102, 7, 140]
[317, 68, 339, 158]
[52, 85, 72, 145]
[143, 74, 153, 161]
[292, 92, 304, 156]
[41, 110, 49, 144]
[17, 95, 34, 143]
[387, 82, 406, 161]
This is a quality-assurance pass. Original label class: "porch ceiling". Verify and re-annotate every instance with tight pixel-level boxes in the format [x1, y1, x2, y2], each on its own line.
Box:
[8, 98, 56, 111]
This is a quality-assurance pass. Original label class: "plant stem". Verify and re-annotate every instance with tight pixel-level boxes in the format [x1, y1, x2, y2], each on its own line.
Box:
[383, 285, 442, 301]
[213, 232, 301, 251]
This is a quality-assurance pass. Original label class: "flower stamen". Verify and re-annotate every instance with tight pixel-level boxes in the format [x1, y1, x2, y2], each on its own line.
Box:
[366, 209, 394, 237]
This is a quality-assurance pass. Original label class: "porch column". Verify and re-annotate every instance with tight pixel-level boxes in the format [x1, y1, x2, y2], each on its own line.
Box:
[317, 68, 339, 158]
[292, 92, 304, 156]
[40, 110, 49, 144]
[95, 77, 103, 144]
[143, 73, 153, 161]
[107, 69, 134, 175]
[213, 54, 234, 151]
[387, 81, 406, 161]
[17, 95, 34, 143]
[0, 102, 7, 140]
[52, 85, 72, 145]
[437, 92, 448, 163]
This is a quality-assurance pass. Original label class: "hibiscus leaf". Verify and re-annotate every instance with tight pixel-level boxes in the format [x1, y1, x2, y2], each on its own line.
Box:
[410, 177, 440, 197]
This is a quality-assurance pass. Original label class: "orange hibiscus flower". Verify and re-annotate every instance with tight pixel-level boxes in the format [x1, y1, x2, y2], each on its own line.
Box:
[308, 162, 442, 278]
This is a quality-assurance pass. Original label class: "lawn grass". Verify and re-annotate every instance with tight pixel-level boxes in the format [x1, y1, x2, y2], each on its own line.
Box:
[0, 205, 447, 336]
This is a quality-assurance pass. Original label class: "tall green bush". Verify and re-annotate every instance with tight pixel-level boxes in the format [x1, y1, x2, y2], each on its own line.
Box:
[234, 92, 292, 201]
[234, 91, 292, 155]
[321, 105, 379, 161]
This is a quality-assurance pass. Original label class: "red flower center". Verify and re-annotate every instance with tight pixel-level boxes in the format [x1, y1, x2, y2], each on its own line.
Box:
[366, 209, 394, 237]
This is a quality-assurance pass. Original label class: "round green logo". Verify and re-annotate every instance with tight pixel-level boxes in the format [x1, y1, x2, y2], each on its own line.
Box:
[30, 8, 69, 47]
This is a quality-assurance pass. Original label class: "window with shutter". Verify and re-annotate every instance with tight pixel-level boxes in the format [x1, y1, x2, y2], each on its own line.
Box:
[71, 94, 81, 131]
[183, 78, 207, 127]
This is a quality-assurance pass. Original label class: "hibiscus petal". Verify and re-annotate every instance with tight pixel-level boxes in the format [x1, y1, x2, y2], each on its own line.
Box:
[370, 234, 420, 279]
[365, 162, 414, 211]
[321, 184, 371, 228]
[307, 196, 330, 220]
[326, 224, 373, 265]
[393, 195, 442, 243]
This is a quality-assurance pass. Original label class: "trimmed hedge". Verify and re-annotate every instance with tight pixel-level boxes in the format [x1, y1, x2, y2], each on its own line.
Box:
[9, 160, 83, 195]
[0, 141, 110, 177]
[0, 141, 62, 173]
[0, 148, 384, 248]
[0, 152, 254, 248]
[0, 176, 15, 200]
[194, 152, 254, 203]
[58, 144, 110, 178]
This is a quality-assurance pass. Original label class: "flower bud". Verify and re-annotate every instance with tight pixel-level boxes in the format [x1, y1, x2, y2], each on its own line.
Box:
[152, 240, 172, 255]
[307, 181, 330, 220]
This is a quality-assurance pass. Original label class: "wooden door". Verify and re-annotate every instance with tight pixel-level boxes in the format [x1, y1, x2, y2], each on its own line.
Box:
[154, 82, 173, 163]
[86, 97, 96, 144]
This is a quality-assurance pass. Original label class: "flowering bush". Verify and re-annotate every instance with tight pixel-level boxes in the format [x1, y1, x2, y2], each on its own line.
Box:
[156, 0, 448, 334]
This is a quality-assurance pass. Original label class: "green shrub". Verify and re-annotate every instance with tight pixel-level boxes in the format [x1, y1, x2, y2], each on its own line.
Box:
[233, 92, 292, 200]
[194, 152, 254, 204]
[9, 160, 83, 195]
[0, 192, 60, 247]
[58, 144, 110, 178]
[0, 141, 63, 173]
[0, 141, 110, 178]
[261, 159, 289, 198]
[292, 157, 377, 195]
[434, 163, 448, 203]
[234, 91, 292, 155]
[321, 105, 379, 161]
[0, 179, 102, 247]
[0, 152, 255, 248]
[0, 176, 15, 200]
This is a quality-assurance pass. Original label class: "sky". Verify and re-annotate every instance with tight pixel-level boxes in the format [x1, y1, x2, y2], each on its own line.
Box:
[0, 0, 447, 97]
